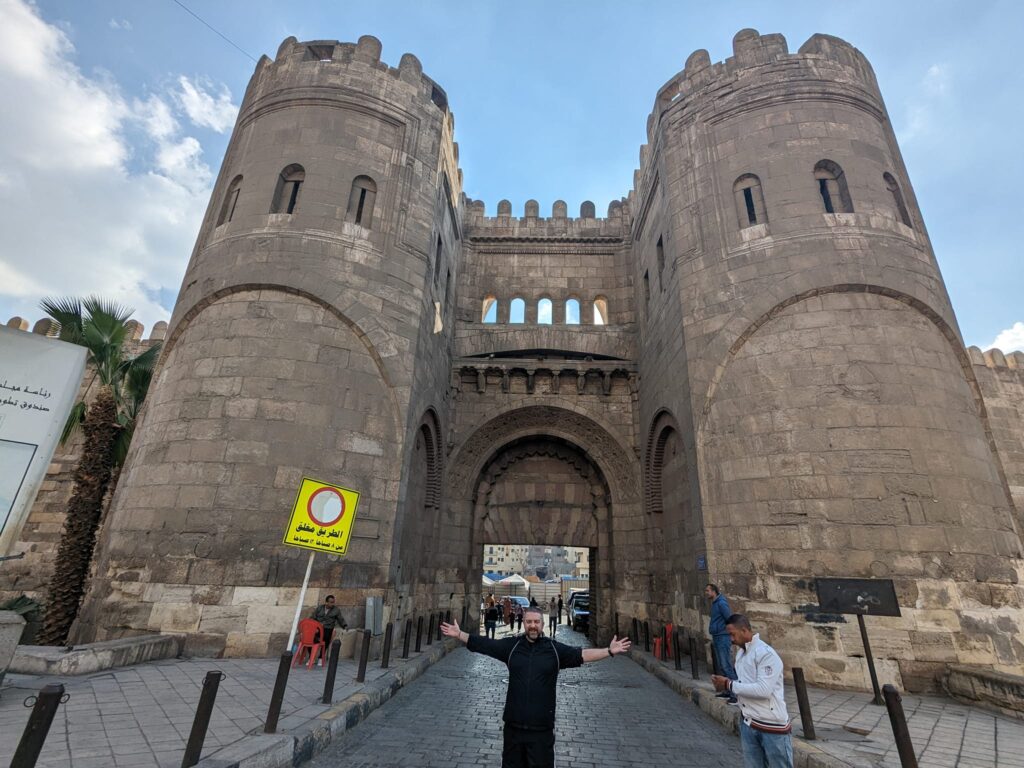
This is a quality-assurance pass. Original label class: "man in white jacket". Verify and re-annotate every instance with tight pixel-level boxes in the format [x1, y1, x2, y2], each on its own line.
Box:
[711, 614, 793, 767]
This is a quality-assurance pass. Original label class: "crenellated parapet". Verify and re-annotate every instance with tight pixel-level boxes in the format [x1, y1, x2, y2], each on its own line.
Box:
[968, 346, 1024, 371]
[464, 197, 630, 241]
[5, 316, 167, 343]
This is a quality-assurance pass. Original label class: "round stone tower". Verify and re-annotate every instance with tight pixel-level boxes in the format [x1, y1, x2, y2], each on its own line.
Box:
[634, 30, 1024, 689]
[75, 36, 461, 656]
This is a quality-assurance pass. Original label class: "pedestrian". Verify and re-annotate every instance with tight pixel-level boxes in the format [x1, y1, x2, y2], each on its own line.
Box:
[497, 599, 505, 626]
[557, 595, 564, 624]
[548, 597, 558, 636]
[441, 609, 630, 767]
[529, 596, 538, 608]
[515, 603, 523, 633]
[485, 601, 499, 639]
[711, 614, 793, 768]
[705, 583, 737, 704]
[312, 594, 347, 648]
[504, 597, 514, 629]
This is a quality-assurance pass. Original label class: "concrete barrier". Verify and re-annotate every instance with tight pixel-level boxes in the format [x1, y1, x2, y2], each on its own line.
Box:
[10, 634, 181, 675]
[0, 611, 26, 686]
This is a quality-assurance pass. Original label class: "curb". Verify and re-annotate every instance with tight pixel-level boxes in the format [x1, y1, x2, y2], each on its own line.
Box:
[628, 650, 856, 768]
[196, 638, 458, 767]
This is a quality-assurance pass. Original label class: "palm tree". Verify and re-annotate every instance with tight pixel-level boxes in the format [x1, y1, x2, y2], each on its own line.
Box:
[35, 297, 162, 646]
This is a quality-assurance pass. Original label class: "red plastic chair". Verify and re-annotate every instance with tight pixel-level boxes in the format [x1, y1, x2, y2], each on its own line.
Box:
[293, 618, 326, 669]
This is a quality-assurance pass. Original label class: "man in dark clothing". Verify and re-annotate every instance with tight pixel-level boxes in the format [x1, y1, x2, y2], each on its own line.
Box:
[442, 608, 629, 767]
[557, 596, 564, 624]
[312, 595, 347, 648]
[705, 584, 737, 703]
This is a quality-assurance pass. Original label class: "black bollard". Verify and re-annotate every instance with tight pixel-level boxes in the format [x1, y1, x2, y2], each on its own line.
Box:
[263, 651, 292, 734]
[415, 615, 424, 652]
[321, 639, 342, 704]
[643, 621, 650, 652]
[689, 637, 700, 679]
[632, 618, 639, 645]
[402, 618, 412, 659]
[11, 683, 66, 768]
[883, 685, 919, 768]
[615, 612, 620, 637]
[793, 667, 816, 741]
[437, 612, 444, 641]
[461, 605, 468, 629]
[381, 622, 394, 669]
[426, 613, 435, 645]
[445, 609, 452, 624]
[673, 628, 682, 671]
[356, 628, 372, 683]
[181, 671, 225, 767]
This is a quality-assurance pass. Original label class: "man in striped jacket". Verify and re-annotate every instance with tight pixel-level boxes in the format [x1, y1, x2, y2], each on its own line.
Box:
[711, 614, 793, 767]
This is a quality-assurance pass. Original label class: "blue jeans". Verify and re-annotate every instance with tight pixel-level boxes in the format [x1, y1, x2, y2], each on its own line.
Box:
[713, 634, 737, 680]
[740, 720, 793, 768]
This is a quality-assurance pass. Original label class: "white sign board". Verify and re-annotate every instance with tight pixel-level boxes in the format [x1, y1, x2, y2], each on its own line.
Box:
[0, 327, 87, 554]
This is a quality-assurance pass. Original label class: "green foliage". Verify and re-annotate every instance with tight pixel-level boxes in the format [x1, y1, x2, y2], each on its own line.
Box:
[0, 594, 42, 617]
[40, 295, 162, 467]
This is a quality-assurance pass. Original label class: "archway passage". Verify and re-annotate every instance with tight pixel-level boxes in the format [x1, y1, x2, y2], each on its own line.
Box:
[469, 435, 612, 642]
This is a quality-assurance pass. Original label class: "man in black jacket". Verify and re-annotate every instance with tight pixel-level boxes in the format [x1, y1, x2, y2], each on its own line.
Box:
[441, 607, 630, 767]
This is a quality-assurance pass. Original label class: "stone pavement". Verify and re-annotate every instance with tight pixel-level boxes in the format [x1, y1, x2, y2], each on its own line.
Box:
[307, 624, 742, 767]
[0, 640, 439, 768]
[634, 649, 1024, 768]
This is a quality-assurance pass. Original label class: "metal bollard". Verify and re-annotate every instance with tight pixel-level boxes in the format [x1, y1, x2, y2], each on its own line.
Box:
[461, 605, 468, 629]
[445, 609, 452, 624]
[402, 618, 412, 659]
[632, 618, 639, 645]
[381, 622, 394, 669]
[181, 671, 225, 767]
[415, 615, 424, 652]
[615, 612, 620, 637]
[321, 639, 342, 704]
[643, 621, 650, 652]
[883, 684, 919, 768]
[689, 637, 700, 679]
[673, 629, 682, 671]
[264, 651, 292, 734]
[11, 683, 67, 768]
[356, 628, 372, 683]
[793, 667, 816, 741]
[437, 612, 444, 641]
[426, 613, 435, 645]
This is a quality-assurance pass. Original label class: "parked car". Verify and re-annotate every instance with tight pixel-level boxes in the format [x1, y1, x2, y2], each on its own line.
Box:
[508, 596, 530, 610]
[566, 591, 588, 612]
[570, 596, 590, 632]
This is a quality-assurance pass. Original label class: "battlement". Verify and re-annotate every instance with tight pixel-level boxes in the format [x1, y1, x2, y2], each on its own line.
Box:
[464, 197, 630, 240]
[968, 346, 1024, 371]
[244, 35, 453, 127]
[5, 316, 166, 343]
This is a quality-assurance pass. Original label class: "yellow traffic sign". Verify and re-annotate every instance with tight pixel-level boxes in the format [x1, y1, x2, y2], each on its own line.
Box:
[282, 477, 361, 555]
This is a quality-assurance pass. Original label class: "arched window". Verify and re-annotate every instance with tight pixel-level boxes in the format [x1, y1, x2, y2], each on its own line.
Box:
[593, 296, 608, 325]
[814, 160, 853, 214]
[509, 297, 525, 324]
[884, 172, 912, 228]
[347, 175, 377, 228]
[482, 296, 498, 323]
[565, 298, 580, 325]
[538, 298, 553, 324]
[217, 175, 242, 225]
[733, 174, 767, 227]
[271, 164, 304, 214]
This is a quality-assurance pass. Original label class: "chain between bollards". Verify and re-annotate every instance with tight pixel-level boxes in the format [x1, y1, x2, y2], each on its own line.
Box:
[402, 617, 412, 659]
[356, 628, 372, 683]
[181, 670, 225, 767]
[793, 667, 816, 741]
[264, 651, 292, 734]
[381, 622, 394, 669]
[415, 615, 423, 652]
[10, 683, 67, 768]
[883, 684, 919, 768]
[689, 636, 700, 679]
[321, 639, 342, 704]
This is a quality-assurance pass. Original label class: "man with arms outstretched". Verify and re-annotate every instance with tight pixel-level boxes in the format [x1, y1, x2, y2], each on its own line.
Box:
[441, 607, 630, 768]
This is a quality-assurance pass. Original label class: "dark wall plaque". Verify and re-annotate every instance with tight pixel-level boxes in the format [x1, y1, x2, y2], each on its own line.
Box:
[815, 578, 901, 617]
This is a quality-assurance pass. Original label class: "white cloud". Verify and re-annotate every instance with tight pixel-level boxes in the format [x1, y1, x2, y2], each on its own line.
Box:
[538, 300, 552, 323]
[987, 322, 1024, 353]
[108, 18, 132, 31]
[176, 76, 238, 133]
[898, 62, 950, 144]
[0, 0, 218, 332]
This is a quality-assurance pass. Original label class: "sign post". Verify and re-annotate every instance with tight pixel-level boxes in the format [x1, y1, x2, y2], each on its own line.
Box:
[815, 577, 900, 706]
[282, 477, 361, 650]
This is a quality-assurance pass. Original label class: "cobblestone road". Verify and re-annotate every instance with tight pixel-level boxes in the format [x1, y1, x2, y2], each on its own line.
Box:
[309, 625, 740, 767]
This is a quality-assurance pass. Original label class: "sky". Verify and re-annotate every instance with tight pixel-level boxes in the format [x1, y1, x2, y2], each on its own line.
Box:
[0, 0, 1021, 352]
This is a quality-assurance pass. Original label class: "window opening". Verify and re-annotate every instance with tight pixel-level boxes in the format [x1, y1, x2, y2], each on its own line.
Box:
[482, 296, 498, 323]
[510, 297, 525, 324]
[217, 175, 242, 226]
[434, 236, 442, 284]
[884, 172, 912, 228]
[270, 165, 304, 215]
[656, 236, 665, 288]
[743, 188, 757, 224]
[565, 298, 580, 325]
[733, 174, 767, 227]
[346, 175, 377, 228]
[814, 160, 853, 214]
[593, 296, 608, 325]
[538, 298, 553, 324]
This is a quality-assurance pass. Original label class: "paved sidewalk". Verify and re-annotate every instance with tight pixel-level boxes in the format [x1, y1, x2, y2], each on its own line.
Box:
[0, 641, 441, 768]
[635, 651, 1024, 768]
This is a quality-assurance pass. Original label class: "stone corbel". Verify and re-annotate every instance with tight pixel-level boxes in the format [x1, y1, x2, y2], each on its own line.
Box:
[577, 371, 586, 394]
[526, 371, 535, 394]
[476, 367, 486, 394]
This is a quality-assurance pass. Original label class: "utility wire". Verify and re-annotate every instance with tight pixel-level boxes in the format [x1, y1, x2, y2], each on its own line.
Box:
[169, 0, 259, 64]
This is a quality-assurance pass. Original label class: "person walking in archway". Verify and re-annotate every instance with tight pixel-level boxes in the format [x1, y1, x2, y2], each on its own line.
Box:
[441, 609, 630, 767]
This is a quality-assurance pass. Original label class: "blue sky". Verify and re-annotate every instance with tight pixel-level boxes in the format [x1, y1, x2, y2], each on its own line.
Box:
[1, 0, 1021, 351]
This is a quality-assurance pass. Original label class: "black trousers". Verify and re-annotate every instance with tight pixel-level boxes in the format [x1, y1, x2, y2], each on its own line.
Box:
[502, 725, 555, 768]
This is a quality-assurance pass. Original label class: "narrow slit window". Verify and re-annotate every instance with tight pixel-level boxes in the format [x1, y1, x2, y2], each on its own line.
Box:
[270, 164, 304, 215]
[433, 236, 442, 284]
[814, 160, 853, 214]
[656, 236, 665, 288]
[346, 175, 377, 228]
[884, 172, 912, 228]
[217, 175, 243, 226]
[733, 174, 767, 227]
